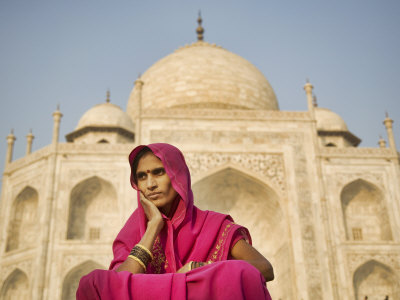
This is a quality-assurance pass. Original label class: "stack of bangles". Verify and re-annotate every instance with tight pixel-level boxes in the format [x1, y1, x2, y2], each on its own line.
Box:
[128, 244, 153, 271]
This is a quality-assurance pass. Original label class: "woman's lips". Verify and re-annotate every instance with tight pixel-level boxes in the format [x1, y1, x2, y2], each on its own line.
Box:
[147, 192, 161, 200]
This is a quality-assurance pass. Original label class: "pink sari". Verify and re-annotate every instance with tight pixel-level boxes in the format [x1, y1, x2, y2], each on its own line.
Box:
[77, 143, 271, 300]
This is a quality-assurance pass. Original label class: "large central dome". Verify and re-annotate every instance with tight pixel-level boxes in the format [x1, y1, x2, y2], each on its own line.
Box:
[127, 41, 279, 116]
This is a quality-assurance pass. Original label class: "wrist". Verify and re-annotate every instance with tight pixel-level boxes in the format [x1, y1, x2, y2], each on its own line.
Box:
[147, 218, 164, 232]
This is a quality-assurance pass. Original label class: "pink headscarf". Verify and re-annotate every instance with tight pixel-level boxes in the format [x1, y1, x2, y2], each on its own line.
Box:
[110, 143, 250, 273]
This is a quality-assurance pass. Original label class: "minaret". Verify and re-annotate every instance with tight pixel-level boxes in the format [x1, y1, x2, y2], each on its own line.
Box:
[26, 129, 34, 155]
[313, 95, 318, 107]
[5, 129, 16, 165]
[383, 112, 397, 152]
[52, 105, 63, 144]
[378, 135, 387, 148]
[304, 79, 316, 118]
[196, 11, 204, 41]
[135, 77, 144, 144]
[106, 89, 110, 103]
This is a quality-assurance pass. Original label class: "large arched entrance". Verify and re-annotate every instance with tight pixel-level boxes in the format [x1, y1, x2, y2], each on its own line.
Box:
[62, 260, 105, 300]
[5, 186, 39, 252]
[192, 167, 292, 299]
[341, 179, 392, 241]
[0, 269, 29, 300]
[353, 260, 398, 300]
[67, 176, 119, 241]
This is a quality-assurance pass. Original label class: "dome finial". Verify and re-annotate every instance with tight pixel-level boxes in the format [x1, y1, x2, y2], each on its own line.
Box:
[196, 11, 204, 41]
[106, 90, 110, 103]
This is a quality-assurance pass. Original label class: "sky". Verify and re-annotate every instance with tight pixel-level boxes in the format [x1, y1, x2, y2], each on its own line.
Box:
[0, 0, 399, 180]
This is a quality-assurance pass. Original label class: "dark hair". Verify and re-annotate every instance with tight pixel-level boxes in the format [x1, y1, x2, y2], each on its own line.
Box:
[131, 146, 153, 184]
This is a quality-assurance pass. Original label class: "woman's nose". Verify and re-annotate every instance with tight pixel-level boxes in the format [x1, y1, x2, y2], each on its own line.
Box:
[146, 175, 157, 189]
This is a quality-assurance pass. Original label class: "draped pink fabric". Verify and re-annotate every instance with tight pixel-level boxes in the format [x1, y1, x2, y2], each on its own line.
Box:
[77, 143, 272, 300]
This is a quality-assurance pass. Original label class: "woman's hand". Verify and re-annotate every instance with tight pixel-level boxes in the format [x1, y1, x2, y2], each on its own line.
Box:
[116, 194, 165, 274]
[140, 192, 164, 232]
[177, 261, 212, 273]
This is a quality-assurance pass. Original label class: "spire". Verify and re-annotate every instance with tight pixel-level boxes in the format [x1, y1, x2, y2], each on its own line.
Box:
[303, 79, 315, 113]
[106, 90, 110, 103]
[26, 129, 34, 155]
[5, 129, 16, 165]
[52, 105, 63, 144]
[196, 11, 204, 41]
[134, 74, 144, 144]
[383, 112, 397, 152]
[313, 95, 318, 107]
[135, 74, 144, 88]
[378, 135, 386, 148]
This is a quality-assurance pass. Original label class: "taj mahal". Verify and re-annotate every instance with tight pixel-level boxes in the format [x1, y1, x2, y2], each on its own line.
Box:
[0, 17, 399, 300]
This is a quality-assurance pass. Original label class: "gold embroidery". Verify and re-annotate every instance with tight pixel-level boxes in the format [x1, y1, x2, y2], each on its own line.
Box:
[150, 237, 166, 274]
[209, 224, 233, 262]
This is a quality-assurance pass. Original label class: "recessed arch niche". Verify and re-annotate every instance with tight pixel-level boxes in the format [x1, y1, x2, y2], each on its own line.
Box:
[0, 268, 30, 300]
[353, 260, 399, 300]
[67, 176, 119, 241]
[5, 186, 39, 252]
[192, 167, 292, 300]
[341, 179, 392, 241]
[62, 260, 105, 300]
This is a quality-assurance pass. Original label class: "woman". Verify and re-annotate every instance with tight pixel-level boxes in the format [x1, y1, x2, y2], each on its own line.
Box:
[77, 143, 273, 299]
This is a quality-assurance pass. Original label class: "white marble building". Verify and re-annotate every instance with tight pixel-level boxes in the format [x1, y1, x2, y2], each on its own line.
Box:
[0, 21, 399, 300]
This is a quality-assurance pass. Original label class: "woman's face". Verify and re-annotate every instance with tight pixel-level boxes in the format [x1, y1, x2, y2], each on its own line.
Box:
[136, 152, 178, 215]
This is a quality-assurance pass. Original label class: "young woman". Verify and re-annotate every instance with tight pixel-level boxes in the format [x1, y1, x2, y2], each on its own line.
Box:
[77, 143, 273, 299]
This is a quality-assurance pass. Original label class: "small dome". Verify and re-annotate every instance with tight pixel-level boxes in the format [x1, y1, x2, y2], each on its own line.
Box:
[77, 102, 134, 132]
[127, 41, 278, 116]
[315, 107, 348, 131]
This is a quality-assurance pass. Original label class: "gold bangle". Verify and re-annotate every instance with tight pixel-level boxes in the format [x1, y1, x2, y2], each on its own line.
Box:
[190, 261, 194, 270]
[128, 255, 146, 270]
[136, 244, 154, 260]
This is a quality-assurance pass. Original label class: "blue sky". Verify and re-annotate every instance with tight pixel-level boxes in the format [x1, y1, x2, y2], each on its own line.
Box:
[1, 0, 399, 178]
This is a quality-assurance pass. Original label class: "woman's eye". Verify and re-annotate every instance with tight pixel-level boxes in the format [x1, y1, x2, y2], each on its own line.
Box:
[137, 173, 146, 180]
[153, 168, 165, 176]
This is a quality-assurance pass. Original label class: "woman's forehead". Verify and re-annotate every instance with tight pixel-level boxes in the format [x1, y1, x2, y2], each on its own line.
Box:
[136, 152, 163, 171]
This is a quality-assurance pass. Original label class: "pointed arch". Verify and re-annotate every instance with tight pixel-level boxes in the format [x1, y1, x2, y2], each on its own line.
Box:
[61, 260, 105, 300]
[353, 260, 399, 300]
[192, 166, 293, 299]
[341, 179, 392, 241]
[67, 176, 119, 241]
[0, 268, 30, 300]
[5, 186, 39, 252]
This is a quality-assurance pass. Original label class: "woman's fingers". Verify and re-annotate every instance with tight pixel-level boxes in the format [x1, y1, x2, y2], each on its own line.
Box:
[177, 262, 192, 273]
[176, 261, 212, 273]
[140, 193, 162, 222]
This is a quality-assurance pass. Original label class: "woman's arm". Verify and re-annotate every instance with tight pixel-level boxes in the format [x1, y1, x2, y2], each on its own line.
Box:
[116, 196, 164, 273]
[230, 239, 274, 282]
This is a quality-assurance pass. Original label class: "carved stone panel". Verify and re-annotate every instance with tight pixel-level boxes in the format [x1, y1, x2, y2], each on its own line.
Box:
[185, 152, 286, 194]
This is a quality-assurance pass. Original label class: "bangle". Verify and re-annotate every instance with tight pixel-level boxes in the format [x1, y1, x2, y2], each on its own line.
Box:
[128, 255, 146, 270]
[128, 244, 153, 270]
[136, 244, 154, 260]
